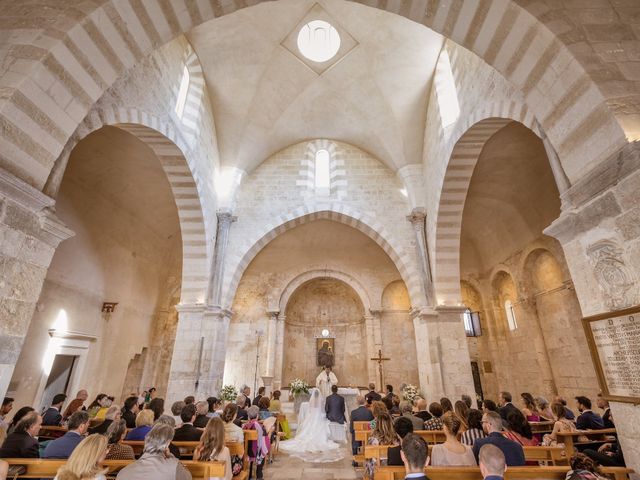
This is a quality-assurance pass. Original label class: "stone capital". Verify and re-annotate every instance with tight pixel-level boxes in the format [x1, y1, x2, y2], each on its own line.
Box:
[38, 208, 75, 246]
[175, 303, 206, 313]
[266, 309, 280, 320]
[204, 305, 233, 320]
[0, 166, 54, 213]
[406, 207, 427, 227]
[216, 209, 237, 225]
[410, 306, 438, 320]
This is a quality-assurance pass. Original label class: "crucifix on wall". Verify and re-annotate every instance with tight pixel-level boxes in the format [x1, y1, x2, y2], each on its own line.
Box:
[370, 349, 390, 391]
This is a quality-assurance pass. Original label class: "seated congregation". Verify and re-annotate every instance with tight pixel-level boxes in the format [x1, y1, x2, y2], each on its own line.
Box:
[0, 385, 283, 480]
[351, 385, 627, 480]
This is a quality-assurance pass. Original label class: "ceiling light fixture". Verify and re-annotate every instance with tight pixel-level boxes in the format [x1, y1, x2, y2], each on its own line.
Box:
[297, 20, 341, 63]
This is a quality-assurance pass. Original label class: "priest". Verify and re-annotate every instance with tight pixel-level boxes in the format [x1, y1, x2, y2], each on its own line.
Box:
[316, 365, 338, 398]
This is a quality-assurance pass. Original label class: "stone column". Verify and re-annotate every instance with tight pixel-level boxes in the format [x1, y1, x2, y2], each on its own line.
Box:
[536, 122, 571, 208]
[165, 303, 205, 406]
[412, 307, 475, 400]
[364, 311, 383, 386]
[207, 209, 237, 306]
[273, 314, 286, 390]
[407, 208, 434, 306]
[543, 141, 640, 472]
[0, 167, 74, 400]
[201, 307, 232, 396]
[264, 309, 279, 378]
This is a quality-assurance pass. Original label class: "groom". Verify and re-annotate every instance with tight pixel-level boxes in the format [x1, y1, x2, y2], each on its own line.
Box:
[325, 385, 346, 424]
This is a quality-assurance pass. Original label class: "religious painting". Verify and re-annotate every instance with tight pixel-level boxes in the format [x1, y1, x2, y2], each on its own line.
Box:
[316, 338, 335, 367]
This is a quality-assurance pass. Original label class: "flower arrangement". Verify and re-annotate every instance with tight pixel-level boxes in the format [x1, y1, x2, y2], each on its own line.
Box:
[402, 384, 420, 402]
[219, 384, 238, 402]
[289, 378, 310, 395]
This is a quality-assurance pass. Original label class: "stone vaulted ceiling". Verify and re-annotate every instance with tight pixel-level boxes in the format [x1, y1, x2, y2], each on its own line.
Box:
[188, 0, 444, 173]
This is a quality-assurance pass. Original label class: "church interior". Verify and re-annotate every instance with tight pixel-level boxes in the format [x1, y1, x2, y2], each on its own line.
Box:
[1, 0, 640, 478]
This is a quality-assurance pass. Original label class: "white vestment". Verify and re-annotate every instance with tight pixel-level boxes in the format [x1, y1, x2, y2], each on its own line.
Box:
[315, 370, 338, 398]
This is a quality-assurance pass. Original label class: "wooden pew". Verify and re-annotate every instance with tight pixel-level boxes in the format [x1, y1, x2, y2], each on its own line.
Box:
[556, 428, 617, 457]
[357, 429, 446, 446]
[364, 445, 569, 468]
[529, 421, 555, 434]
[2, 458, 225, 479]
[353, 421, 371, 465]
[37, 426, 67, 440]
[374, 465, 634, 480]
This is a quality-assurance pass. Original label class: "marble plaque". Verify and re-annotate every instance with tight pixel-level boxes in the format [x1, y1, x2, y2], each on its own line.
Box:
[584, 306, 640, 403]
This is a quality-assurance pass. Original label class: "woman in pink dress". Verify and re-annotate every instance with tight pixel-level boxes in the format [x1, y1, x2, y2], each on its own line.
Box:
[503, 409, 539, 465]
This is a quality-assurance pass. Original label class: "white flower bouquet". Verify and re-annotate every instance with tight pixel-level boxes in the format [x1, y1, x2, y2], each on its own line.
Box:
[289, 378, 310, 395]
[219, 384, 238, 402]
[402, 384, 420, 402]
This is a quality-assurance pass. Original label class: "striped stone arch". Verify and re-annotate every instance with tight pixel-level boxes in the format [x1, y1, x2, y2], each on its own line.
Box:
[52, 108, 210, 305]
[177, 45, 206, 141]
[278, 269, 373, 313]
[0, 0, 627, 192]
[221, 205, 423, 309]
[434, 115, 533, 305]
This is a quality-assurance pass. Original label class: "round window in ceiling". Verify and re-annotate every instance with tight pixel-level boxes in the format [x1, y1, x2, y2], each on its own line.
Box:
[297, 20, 341, 63]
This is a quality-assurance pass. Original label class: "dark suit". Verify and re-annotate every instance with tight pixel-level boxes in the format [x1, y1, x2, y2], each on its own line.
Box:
[365, 390, 381, 404]
[387, 445, 402, 465]
[41, 407, 62, 426]
[473, 432, 525, 466]
[122, 409, 137, 429]
[193, 414, 209, 428]
[498, 402, 520, 422]
[415, 410, 432, 422]
[89, 418, 113, 435]
[602, 408, 614, 429]
[43, 431, 84, 459]
[173, 423, 202, 441]
[252, 395, 262, 406]
[402, 475, 429, 480]
[349, 405, 373, 455]
[325, 393, 346, 424]
[585, 442, 625, 467]
[0, 432, 40, 458]
[576, 410, 605, 430]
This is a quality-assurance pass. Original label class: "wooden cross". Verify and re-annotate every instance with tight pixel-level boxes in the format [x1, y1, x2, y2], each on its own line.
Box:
[370, 349, 391, 391]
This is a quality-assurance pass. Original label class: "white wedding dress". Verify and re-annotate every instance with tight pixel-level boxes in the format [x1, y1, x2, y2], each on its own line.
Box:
[279, 388, 344, 463]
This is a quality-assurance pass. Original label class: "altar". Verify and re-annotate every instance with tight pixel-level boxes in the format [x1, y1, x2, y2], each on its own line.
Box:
[338, 387, 360, 422]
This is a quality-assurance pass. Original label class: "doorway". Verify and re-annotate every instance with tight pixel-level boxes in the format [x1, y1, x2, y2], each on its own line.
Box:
[40, 355, 77, 411]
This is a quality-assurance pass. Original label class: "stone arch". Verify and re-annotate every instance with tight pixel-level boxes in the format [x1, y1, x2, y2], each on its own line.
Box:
[222, 205, 423, 309]
[0, 0, 626, 191]
[381, 280, 411, 311]
[435, 117, 515, 305]
[278, 269, 373, 313]
[522, 247, 566, 295]
[49, 111, 210, 304]
[300, 140, 348, 198]
[177, 45, 206, 141]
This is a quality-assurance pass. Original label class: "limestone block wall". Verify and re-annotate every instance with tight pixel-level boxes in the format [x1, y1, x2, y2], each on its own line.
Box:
[8, 164, 182, 409]
[223, 217, 414, 392]
[221, 140, 424, 310]
[461, 236, 598, 403]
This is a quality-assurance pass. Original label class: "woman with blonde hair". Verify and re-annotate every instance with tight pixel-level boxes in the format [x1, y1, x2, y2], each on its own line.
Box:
[368, 400, 388, 430]
[454, 400, 470, 432]
[194, 417, 232, 480]
[431, 412, 476, 466]
[54, 434, 108, 480]
[124, 409, 154, 441]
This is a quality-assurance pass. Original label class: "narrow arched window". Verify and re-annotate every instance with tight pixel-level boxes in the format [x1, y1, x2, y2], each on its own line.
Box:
[315, 149, 330, 194]
[505, 300, 518, 331]
[435, 50, 460, 128]
[175, 65, 190, 119]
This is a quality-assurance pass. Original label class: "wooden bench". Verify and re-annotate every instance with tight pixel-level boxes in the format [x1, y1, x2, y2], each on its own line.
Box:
[2, 458, 225, 479]
[556, 428, 617, 457]
[529, 421, 555, 434]
[374, 465, 634, 480]
[357, 429, 446, 446]
[37, 426, 67, 440]
[365, 445, 569, 467]
[352, 421, 371, 465]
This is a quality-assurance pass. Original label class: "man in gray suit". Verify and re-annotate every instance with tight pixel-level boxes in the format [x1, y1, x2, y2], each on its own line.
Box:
[325, 385, 346, 424]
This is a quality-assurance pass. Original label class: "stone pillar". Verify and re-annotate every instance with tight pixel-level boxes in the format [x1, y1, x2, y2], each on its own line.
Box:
[201, 307, 232, 396]
[407, 208, 434, 306]
[364, 311, 383, 386]
[273, 314, 286, 390]
[165, 303, 205, 406]
[412, 307, 475, 401]
[0, 167, 74, 400]
[536, 122, 571, 208]
[543, 141, 640, 472]
[207, 209, 237, 306]
[264, 310, 279, 378]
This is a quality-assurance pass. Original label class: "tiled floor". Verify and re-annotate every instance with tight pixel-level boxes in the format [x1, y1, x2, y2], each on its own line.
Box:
[263, 443, 362, 480]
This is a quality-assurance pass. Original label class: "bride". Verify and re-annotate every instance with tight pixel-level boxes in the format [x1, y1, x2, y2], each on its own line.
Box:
[279, 388, 344, 462]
